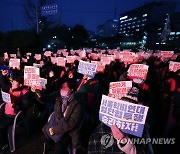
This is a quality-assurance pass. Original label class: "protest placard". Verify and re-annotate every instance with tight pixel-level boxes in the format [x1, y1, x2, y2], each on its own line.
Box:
[40, 78, 47, 89]
[78, 60, 97, 78]
[100, 56, 111, 65]
[24, 66, 41, 88]
[161, 51, 174, 60]
[4, 52, 8, 60]
[33, 63, 41, 68]
[51, 57, 57, 64]
[66, 56, 76, 64]
[9, 58, 20, 70]
[109, 81, 132, 100]
[34, 54, 41, 61]
[91, 61, 105, 73]
[99, 95, 149, 137]
[44, 51, 52, 57]
[57, 57, 66, 67]
[1, 90, 11, 103]
[127, 64, 149, 83]
[10, 54, 16, 58]
[169, 61, 180, 72]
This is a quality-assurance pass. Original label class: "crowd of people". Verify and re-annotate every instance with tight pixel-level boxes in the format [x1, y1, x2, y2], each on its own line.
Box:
[0, 49, 179, 154]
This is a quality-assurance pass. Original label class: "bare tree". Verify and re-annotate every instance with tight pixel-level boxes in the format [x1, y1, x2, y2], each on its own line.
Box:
[24, 0, 60, 33]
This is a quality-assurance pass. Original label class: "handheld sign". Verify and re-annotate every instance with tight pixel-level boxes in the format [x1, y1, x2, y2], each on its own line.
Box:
[99, 95, 149, 137]
[127, 64, 149, 83]
[24, 66, 40, 87]
[4, 52, 8, 60]
[169, 61, 180, 72]
[1, 90, 11, 103]
[9, 58, 20, 70]
[40, 78, 47, 90]
[78, 60, 97, 78]
[34, 54, 41, 61]
[109, 81, 132, 100]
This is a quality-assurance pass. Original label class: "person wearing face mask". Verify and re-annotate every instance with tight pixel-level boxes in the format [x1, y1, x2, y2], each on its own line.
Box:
[35, 79, 83, 154]
[0, 75, 31, 154]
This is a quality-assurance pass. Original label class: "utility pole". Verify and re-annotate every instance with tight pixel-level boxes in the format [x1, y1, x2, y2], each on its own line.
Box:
[36, 4, 39, 34]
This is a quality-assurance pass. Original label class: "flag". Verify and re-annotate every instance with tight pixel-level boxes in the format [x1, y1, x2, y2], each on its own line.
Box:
[160, 14, 171, 42]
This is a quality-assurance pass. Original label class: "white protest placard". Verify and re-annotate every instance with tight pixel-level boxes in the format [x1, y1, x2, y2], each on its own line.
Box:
[169, 61, 180, 72]
[119, 51, 137, 64]
[57, 57, 66, 67]
[4, 52, 8, 60]
[10, 54, 16, 58]
[109, 81, 132, 100]
[78, 60, 97, 78]
[91, 61, 105, 73]
[26, 52, 32, 56]
[66, 56, 76, 64]
[51, 57, 57, 64]
[1, 90, 11, 103]
[33, 63, 41, 68]
[127, 64, 149, 83]
[9, 58, 20, 70]
[24, 66, 41, 88]
[44, 51, 52, 57]
[40, 78, 47, 89]
[161, 51, 174, 60]
[34, 54, 41, 61]
[100, 56, 111, 65]
[99, 95, 149, 137]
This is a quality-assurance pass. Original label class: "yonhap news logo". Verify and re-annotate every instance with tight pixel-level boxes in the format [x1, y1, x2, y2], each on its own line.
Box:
[120, 138, 175, 145]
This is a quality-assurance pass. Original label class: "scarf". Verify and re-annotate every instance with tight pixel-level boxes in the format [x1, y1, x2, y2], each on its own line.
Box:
[61, 92, 75, 113]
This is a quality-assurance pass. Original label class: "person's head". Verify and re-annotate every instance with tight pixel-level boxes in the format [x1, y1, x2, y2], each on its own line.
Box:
[60, 79, 77, 97]
[1, 69, 9, 76]
[12, 76, 24, 90]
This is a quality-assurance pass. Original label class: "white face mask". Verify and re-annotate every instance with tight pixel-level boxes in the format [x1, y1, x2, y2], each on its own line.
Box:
[60, 89, 69, 97]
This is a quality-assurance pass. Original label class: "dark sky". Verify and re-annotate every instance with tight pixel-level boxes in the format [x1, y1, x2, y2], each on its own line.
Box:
[0, 0, 179, 33]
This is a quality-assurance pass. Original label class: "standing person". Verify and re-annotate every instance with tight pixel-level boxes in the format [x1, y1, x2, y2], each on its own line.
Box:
[0, 76, 31, 154]
[35, 79, 83, 154]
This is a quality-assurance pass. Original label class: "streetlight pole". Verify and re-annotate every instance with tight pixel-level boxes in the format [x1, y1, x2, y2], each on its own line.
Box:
[36, 4, 39, 34]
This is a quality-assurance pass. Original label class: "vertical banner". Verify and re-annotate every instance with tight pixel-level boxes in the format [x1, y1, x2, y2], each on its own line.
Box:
[99, 95, 149, 137]
[78, 60, 97, 78]
[109, 81, 132, 100]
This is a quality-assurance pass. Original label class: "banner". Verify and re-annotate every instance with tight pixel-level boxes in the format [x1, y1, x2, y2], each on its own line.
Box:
[169, 61, 180, 72]
[99, 95, 149, 137]
[9, 58, 20, 70]
[78, 60, 97, 78]
[1, 90, 11, 103]
[127, 64, 149, 83]
[109, 81, 132, 100]
[161, 51, 174, 60]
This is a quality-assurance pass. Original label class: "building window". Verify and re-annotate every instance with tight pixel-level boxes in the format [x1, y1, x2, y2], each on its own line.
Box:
[176, 32, 180, 35]
[136, 29, 139, 31]
[143, 14, 147, 17]
[133, 17, 137, 20]
[136, 25, 140, 27]
[142, 24, 145, 26]
[170, 32, 175, 35]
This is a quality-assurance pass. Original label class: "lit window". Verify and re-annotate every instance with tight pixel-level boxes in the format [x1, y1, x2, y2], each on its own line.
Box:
[136, 29, 139, 31]
[142, 24, 145, 26]
[170, 32, 175, 35]
[133, 17, 137, 20]
[176, 32, 180, 35]
[132, 26, 135, 28]
[143, 14, 147, 17]
[136, 25, 140, 27]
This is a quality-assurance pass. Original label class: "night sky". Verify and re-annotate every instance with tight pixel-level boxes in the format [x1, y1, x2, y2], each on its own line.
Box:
[0, 0, 179, 33]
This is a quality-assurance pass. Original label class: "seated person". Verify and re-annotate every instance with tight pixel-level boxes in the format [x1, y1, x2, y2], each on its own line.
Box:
[35, 79, 83, 154]
[0, 76, 30, 153]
